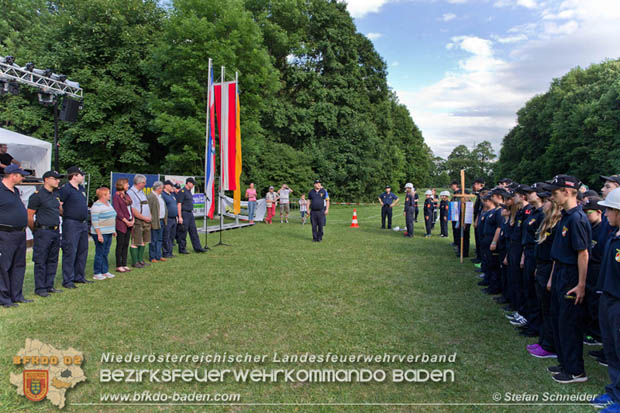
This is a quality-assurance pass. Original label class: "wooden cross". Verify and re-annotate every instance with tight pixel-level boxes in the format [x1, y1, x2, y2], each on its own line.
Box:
[452, 169, 476, 263]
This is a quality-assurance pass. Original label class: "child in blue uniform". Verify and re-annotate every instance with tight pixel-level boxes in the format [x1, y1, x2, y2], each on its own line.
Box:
[591, 187, 620, 411]
[439, 191, 450, 237]
[546, 175, 591, 384]
[423, 190, 434, 238]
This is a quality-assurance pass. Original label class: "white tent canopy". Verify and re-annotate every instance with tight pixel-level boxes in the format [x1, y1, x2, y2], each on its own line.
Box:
[0, 127, 52, 177]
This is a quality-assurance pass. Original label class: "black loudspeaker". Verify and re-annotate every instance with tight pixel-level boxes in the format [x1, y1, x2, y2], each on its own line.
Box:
[59, 97, 82, 122]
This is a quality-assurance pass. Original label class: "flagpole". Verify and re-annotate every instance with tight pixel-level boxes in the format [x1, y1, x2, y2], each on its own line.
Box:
[215, 65, 230, 247]
[203, 58, 212, 250]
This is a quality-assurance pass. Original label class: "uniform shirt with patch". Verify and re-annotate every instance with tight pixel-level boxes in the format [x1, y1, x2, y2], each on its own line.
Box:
[550, 205, 591, 265]
[404, 193, 415, 210]
[598, 234, 620, 299]
[0, 181, 27, 227]
[483, 208, 501, 241]
[379, 192, 398, 206]
[439, 200, 449, 217]
[176, 187, 194, 212]
[423, 198, 434, 215]
[58, 183, 88, 221]
[308, 188, 327, 211]
[535, 221, 556, 262]
[510, 204, 532, 243]
[522, 206, 543, 247]
[589, 220, 603, 266]
[27, 187, 61, 226]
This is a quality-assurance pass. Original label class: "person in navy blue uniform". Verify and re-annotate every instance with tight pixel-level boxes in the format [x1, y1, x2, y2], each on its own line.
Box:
[161, 181, 178, 258]
[413, 191, 419, 222]
[59, 166, 92, 288]
[176, 178, 207, 254]
[439, 191, 450, 237]
[481, 190, 504, 296]
[403, 183, 415, 237]
[592, 187, 620, 411]
[423, 190, 434, 238]
[27, 171, 64, 297]
[307, 180, 329, 242]
[518, 185, 544, 337]
[546, 175, 591, 384]
[526, 186, 559, 359]
[378, 186, 398, 229]
[582, 197, 605, 345]
[472, 178, 486, 264]
[432, 189, 439, 229]
[0, 164, 31, 307]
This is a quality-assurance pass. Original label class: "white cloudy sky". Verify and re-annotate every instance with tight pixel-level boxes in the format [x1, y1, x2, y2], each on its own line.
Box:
[347, 0, 620, 157]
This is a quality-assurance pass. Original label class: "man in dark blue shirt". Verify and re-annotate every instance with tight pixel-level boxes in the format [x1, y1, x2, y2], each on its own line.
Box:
[59, 166, 92, 288]
[307, 180, 329, 242]
[546, 175, 591, 384]
[378, 186, 398, 229]
[0, 164, 31, 307]
[27, 171, 64, 297]
[176, 178, 207, 254]
[161, 181, 178, 258]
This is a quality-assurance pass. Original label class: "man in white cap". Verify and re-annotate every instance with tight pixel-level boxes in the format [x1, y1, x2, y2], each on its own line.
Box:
[403, 183, 415, 237]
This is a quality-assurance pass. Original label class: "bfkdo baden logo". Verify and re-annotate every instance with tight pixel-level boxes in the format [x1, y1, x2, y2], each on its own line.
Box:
[10, 339, 86, 409]
[24, 369, 49, 401]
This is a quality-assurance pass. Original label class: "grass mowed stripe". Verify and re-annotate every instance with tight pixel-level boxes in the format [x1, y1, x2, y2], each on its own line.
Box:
[1, 205, 606, 411]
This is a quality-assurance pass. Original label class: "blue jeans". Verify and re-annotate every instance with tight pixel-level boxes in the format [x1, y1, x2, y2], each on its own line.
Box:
[149, 223, 164, 260]
[248, 201, 256, 221]
[92, 233, 112, 275]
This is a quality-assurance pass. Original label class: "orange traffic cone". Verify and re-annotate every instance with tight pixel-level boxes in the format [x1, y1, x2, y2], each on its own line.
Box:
[350, 209, 360, 228]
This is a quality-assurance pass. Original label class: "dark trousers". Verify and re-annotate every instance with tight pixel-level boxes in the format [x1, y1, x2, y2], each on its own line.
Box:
[440, 217, 448, 236]
[500, 251, 510, 303]
[414, 207, 419, 222]
[162, 218, 177, 257]
[454, 223, 470, 256]
[600, 293, 620, 402]
[61, 219, 89, 287]
[405, 208, 414, 237]
[550, 264, 585, 375]
[115, 229, 131, 268]
[535, 261, 556, 353]
[452, 221, 459, 245]
[178, 211, 202, 252]
[507, 244, 524, 310]
[0, 230, 26, 305]
[310, 210, 324, 241]
[584, 264, 601, 340]
[523, 247, 540, 331]
[474, 222, 481, 259]
[33, 229, 60, 294]
[424, 213, 432, 235]
[381, 205, 393, 229]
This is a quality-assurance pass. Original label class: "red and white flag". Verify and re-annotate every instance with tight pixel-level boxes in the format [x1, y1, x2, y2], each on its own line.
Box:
[214, 81, 237, 191]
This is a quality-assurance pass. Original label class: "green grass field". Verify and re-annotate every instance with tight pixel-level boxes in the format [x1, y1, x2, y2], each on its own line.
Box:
[0, 204, 609, 412]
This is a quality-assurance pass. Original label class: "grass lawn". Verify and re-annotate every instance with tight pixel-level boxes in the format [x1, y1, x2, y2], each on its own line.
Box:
[0, 204, 608, 412]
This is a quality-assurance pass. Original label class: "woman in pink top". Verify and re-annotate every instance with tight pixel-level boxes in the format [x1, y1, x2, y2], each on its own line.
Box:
[245, 182, 257, 224]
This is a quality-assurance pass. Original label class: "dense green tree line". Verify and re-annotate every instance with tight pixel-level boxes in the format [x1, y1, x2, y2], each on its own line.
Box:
[0, 0, 432, 200]
[495, 58, 620, 187]
[430, 141, 497, 188]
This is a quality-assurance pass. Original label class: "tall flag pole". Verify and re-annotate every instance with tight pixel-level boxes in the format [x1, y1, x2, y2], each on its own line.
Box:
[202, 58, 216, 249]
[213, 65, 230, 246]
[233, 71, 242, 215]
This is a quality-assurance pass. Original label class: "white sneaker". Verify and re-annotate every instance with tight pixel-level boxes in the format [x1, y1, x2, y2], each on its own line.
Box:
[104, 272, 115, 278]
[93, 274, 106, 280]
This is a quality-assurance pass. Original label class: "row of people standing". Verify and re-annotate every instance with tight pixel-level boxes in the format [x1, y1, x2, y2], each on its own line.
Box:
[467, 173, 620, 411]
[0, 167, 206, 307]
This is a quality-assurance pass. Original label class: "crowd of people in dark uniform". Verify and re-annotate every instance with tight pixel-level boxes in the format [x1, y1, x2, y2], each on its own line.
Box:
[0, 166, 207, 307]
[466, 174, 620, 411]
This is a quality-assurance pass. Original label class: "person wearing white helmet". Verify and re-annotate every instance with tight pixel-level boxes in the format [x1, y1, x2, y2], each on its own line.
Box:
[423, 190, 434, 238]
[591, 187, 620, 410]
[403, 183, 415, 237]
[439, 191, 450, 237]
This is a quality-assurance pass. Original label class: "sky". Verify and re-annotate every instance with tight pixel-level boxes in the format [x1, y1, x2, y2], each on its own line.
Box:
[345, 0, 620, 158]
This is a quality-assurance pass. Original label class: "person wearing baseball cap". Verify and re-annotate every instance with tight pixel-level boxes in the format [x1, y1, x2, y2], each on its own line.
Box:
[423, 190, 434, 238]
[546, 174, 591, 383]
[591, 187, 620, 410]
[0, 164, 30, 307]
[58, 165, 92, 287]
[307, 179, 328, 242]
[581, 197, 605, 348]
[601, 175, 620, 199]
[403, 183, 415, 237]
[161, 180, 178, 259]
[176, 177, 206, 253]
[378, 185, 398, 230]
[27, 171, 64, 297]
